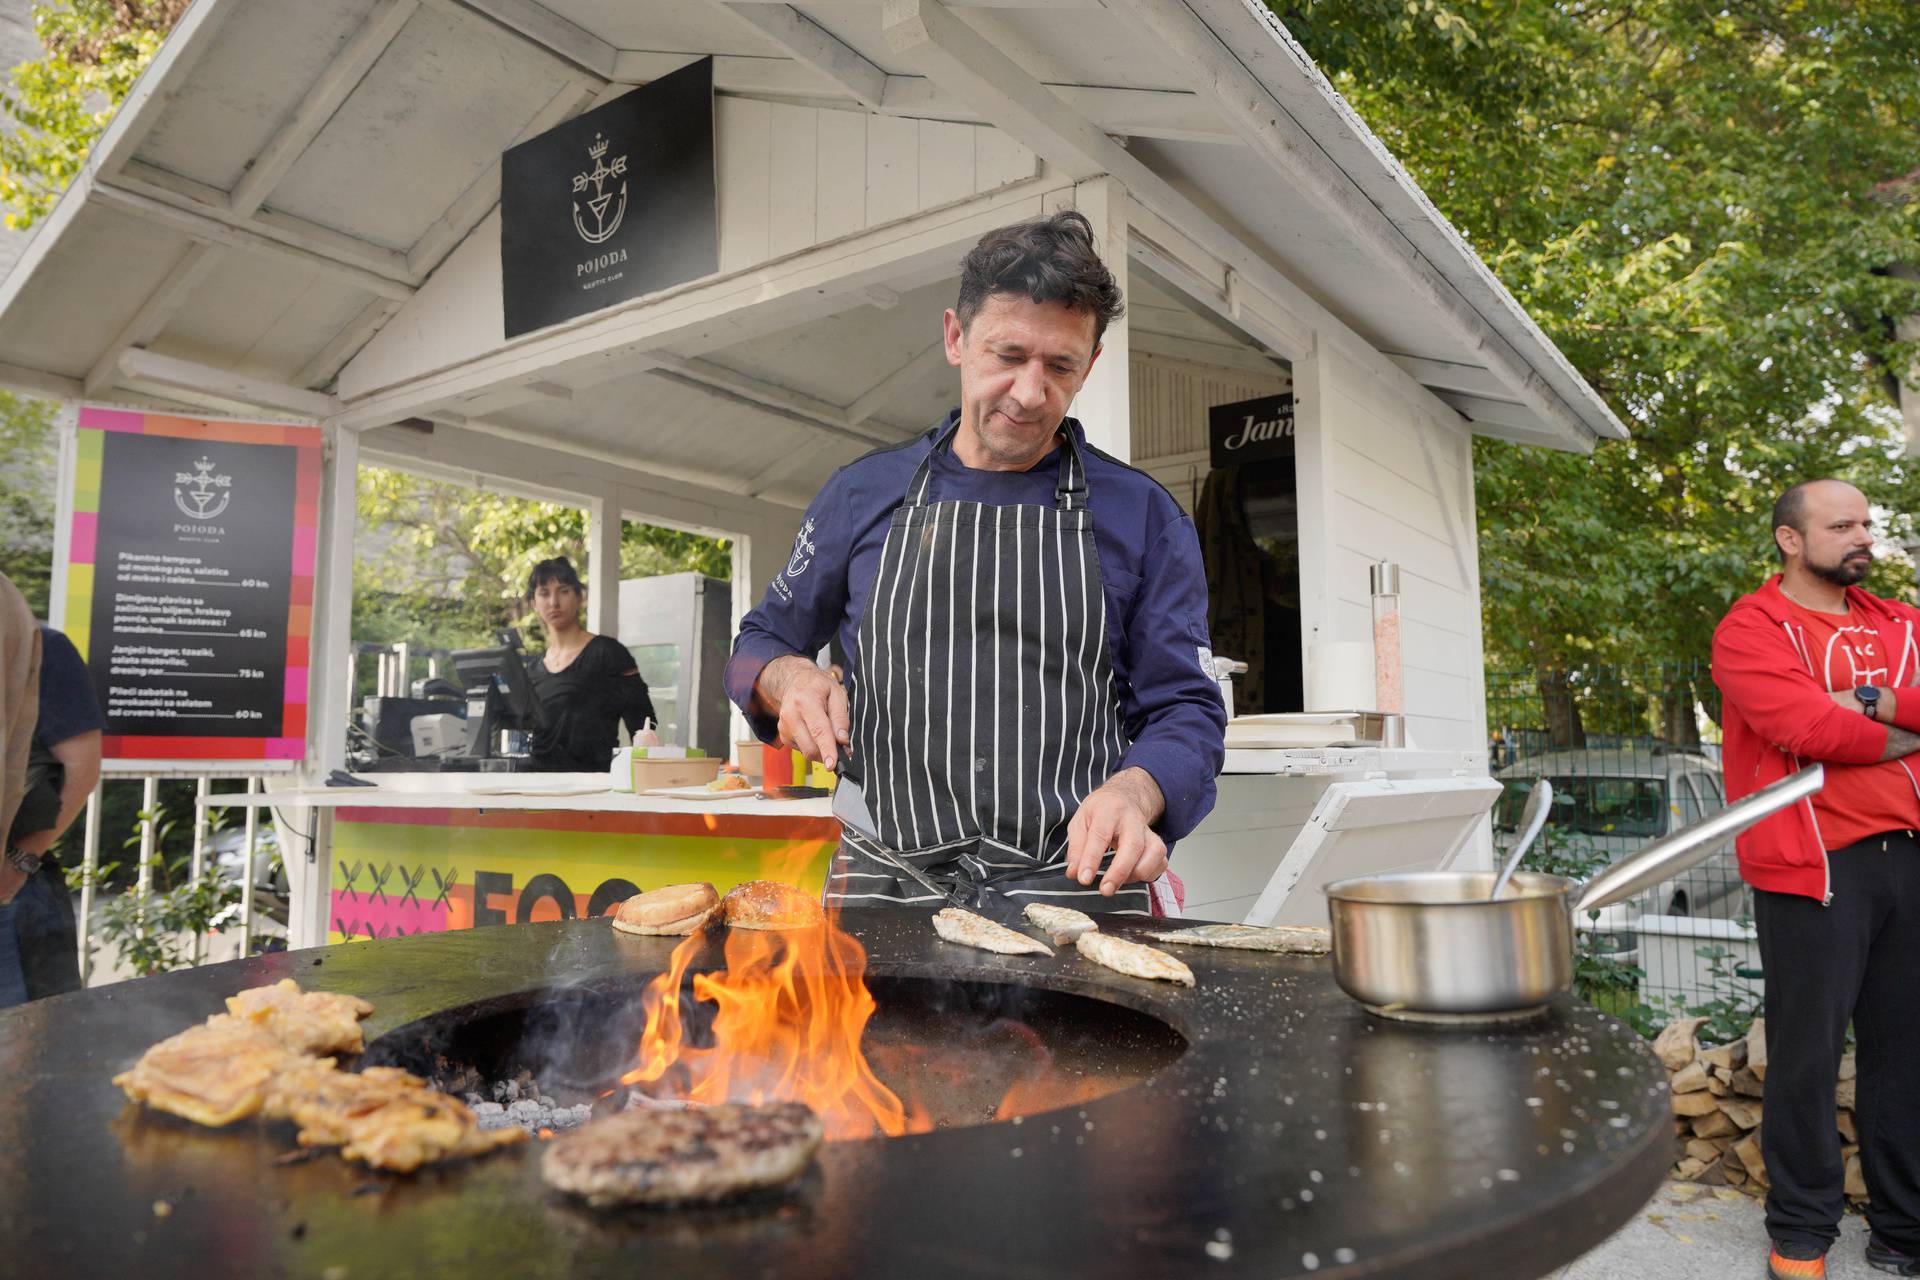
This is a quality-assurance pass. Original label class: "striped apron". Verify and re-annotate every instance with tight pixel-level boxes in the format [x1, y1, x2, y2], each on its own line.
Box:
[827, 421, 1152, 915]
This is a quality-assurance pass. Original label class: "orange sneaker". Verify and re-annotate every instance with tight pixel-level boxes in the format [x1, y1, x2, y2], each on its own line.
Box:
[1768, 1240, 1827, 1280]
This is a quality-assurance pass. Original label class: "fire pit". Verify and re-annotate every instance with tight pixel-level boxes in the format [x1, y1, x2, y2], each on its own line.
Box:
[0, 908, 1674, 1278]
[366, 972, 1188, 1136]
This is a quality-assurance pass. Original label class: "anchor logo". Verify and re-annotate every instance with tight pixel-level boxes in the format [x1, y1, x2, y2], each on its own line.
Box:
[571, 132, 629, 245]
[173, 455, 232, 520]
[786, 517, 817, 578]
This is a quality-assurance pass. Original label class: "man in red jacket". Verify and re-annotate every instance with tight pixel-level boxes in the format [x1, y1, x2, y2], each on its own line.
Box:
[1712, 478, 1920, 1279]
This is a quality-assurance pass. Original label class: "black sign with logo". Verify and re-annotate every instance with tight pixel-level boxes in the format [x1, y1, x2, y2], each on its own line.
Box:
[500, 58, 717, 338]
[88, 430, 298, 738]
[1209, 393, 1296, 469]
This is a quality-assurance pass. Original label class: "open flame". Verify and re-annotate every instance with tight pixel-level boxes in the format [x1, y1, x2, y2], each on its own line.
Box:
[621, 911, 934, 1140]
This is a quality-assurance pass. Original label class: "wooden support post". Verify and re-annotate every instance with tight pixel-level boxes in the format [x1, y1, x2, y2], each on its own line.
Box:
[1068, 177, 1130, 461]
[311, 425, 361, 778]
[586, 486, 622, 636]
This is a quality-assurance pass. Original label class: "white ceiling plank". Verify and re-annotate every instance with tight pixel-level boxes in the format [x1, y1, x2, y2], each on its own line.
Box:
[1432, 390, 1539, 432]
[440, 0, 617, 77]
[1383, 352, 1519, 401]
[294, 297, 406, 389]
[229, 0, 422, 216]
[0, 360, 84, 400]
[118, 347, 342, 419]
[845, 338, 945, 424]
[83, 242, 226, 397]
[88, 0, 245, 180]
[103, 166, 416, 298]
[883, 0, 1108, 182]
[332, 172, 1066, 428]
[713, 3, 888, 109]
[405, 74, 604, 279]
[726, 0, 1104, 6]
[1130, 326, 1287, 379]
[878, 77, 1232, 144]
[650, 352, 911, 445]
[612, 49, 836, 96]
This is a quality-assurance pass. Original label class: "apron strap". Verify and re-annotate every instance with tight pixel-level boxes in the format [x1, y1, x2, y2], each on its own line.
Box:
[902, 416, 1089, 512]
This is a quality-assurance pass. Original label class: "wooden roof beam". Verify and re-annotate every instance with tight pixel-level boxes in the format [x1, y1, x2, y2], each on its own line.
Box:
[98, 171, 416, 299]
[845, 338, 946, 425]
[709, 3, 888, 110]
[84, 242, 225, 398]
[117, 348, 343, 420]
[229, 0, 421, 217]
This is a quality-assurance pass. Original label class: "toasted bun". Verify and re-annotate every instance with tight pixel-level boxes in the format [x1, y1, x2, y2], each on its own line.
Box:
[612, 883, 719, 935]
[721, 879, 824, 930]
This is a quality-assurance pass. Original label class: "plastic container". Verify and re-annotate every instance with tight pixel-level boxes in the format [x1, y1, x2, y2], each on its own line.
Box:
[632, 755, 723, 790]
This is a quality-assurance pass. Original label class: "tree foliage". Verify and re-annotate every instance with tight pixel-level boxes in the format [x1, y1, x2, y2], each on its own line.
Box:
[0, 0, 186, 229]
[353, 467, 731, 656]
[0, 392, 58, 613]
[1281, 0, 1920, 679]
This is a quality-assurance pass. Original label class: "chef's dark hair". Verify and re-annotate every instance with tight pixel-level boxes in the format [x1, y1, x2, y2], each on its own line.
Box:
[525, 556, 585, 600]
[955, 210, 1125, 345]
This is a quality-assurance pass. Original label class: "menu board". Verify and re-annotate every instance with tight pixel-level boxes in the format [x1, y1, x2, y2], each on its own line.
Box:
[58, 407, 321, 766]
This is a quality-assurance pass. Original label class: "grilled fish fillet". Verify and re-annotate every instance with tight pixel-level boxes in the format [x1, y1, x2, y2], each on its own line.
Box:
[1146, 923, 1332, 955]
[1074, 931, 1196, 987]
[264, 1059, 524, 1172]
[112, 1015, 307, 1127]
[542, 1101, 822, 1206]
[1023, 903, 1097, 946]
[226, 978, 376, 1054]
[931, 907, 1053, 957]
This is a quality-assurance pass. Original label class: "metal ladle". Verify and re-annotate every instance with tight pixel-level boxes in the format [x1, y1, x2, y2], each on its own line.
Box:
[1488, 778, 1552, 900]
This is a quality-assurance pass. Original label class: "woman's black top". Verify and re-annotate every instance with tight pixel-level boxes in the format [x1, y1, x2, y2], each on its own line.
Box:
[524, 634, 656, 772]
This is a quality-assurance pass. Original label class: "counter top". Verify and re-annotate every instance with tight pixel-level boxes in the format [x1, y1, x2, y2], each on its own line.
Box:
[198, 776, 834, 817]
[0, 911, 1672, 1278]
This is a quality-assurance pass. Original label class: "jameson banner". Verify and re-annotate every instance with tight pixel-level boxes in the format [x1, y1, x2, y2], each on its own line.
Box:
[500, 58, 718, 338]
[58, 406, 321, 766]
[1208, 393, 1296, 469]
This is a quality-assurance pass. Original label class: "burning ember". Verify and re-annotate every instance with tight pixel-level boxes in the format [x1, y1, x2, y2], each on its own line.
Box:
[621, 912, 933, 1140]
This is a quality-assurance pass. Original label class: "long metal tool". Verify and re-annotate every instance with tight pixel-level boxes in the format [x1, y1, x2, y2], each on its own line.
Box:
[1574, 764, 1823, 914]
[1488, 778, 1551, 900]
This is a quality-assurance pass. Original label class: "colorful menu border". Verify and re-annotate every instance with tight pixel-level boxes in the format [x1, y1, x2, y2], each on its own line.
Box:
[66, 406, 323, 763]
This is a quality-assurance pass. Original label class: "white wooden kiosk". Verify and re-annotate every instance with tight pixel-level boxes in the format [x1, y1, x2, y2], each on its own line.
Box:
[0, 0, 1625, 947]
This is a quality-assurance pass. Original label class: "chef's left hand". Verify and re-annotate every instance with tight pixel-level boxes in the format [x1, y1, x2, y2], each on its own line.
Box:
[1065, 768, 1167, 896]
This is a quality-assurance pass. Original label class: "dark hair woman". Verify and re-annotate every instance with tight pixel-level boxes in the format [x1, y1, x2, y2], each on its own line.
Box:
[522, 557, 655, 772]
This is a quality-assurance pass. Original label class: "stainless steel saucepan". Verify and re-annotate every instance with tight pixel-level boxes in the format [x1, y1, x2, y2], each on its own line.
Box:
[1321, 765, 1823, 1019]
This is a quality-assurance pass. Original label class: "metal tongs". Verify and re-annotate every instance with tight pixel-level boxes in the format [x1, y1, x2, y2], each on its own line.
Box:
[831, 765, 1037, 930]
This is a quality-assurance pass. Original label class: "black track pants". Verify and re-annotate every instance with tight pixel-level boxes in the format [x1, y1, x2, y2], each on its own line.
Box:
[1753, 832, 1920, 1253]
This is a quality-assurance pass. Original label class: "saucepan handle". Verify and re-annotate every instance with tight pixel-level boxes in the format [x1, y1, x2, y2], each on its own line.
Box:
[1574, 764, 1824, 915]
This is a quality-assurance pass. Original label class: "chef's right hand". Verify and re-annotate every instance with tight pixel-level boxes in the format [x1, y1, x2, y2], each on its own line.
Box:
[761, 655, 850, 770]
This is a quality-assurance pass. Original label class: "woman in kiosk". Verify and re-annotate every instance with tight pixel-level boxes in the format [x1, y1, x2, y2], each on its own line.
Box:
[523, 557, 655, 772]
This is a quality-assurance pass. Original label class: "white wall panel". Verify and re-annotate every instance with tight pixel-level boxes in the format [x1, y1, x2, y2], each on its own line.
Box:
[1299, 345, 1486, 751]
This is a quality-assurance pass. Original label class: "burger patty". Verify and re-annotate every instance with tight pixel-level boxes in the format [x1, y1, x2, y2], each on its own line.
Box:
[542, 1101, 822, 1206]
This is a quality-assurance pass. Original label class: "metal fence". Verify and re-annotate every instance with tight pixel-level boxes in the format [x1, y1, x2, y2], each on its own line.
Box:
[1485, 662, 1758, 1026]
[63, 772, 286, 988]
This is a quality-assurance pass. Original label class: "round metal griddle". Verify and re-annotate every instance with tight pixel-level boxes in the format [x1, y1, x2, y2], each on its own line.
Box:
[0, 909, 1673, 1278]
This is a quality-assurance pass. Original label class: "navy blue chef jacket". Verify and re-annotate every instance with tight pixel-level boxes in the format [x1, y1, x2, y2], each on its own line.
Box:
[726, 413, 1227, 843]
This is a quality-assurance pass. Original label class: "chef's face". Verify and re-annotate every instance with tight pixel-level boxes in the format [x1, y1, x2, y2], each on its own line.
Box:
[1779, 480, 1875, 587]
[532, 579, 583, 632]
[944, 293, 1102, 470]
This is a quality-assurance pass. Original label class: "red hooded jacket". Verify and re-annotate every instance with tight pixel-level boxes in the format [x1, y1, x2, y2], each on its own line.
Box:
[1711, 576, 1920, 902]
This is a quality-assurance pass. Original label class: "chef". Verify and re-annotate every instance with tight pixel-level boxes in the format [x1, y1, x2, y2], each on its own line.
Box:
[726, 211, 1226, 913]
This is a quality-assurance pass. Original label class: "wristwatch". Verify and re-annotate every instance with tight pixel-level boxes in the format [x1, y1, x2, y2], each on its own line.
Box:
[1855, 685, 1881, 719]
[5, 845, 42, 876]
